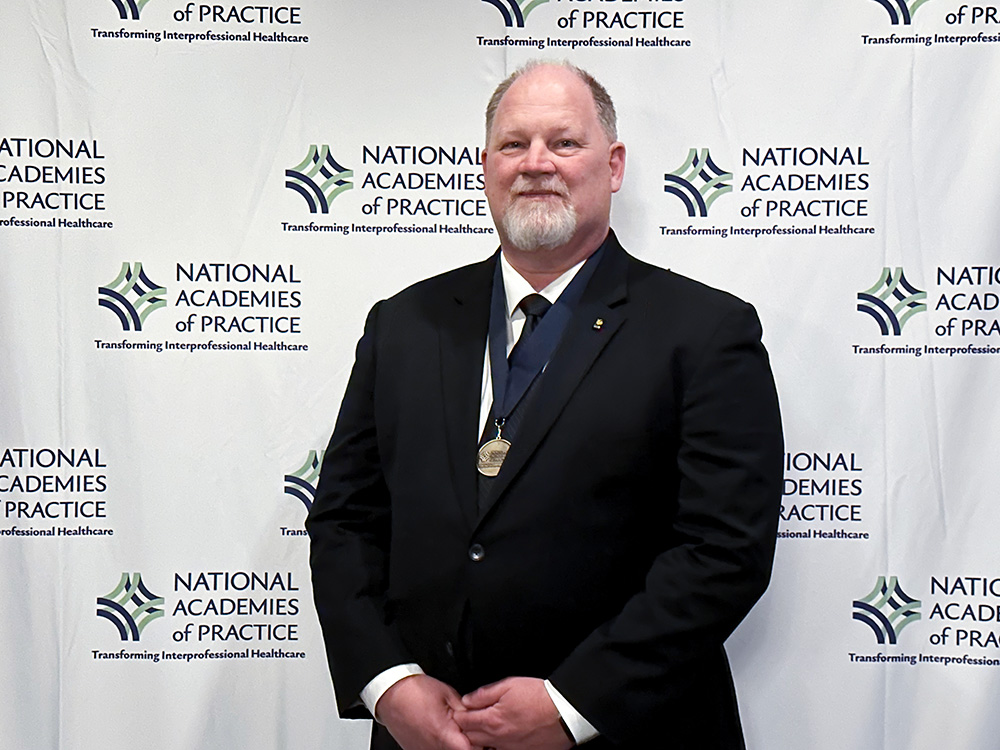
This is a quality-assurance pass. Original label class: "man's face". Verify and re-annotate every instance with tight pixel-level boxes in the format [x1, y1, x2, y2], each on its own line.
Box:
[483, 66, 625, 255]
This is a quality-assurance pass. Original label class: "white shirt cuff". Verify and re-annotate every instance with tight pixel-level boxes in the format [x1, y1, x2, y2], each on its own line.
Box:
[360, 664, 425, 721]
[544, 679, 600, 744]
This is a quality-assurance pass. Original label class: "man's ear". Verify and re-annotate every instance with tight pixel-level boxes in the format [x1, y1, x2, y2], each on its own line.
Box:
[609, 142, 626, 194]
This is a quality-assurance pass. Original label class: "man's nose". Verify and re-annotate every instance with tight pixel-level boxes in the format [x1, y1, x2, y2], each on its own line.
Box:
[520, 141, 556, 174]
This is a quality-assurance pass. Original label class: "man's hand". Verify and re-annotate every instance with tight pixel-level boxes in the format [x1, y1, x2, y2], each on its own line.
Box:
[375, 674, 473, 750]
[455, 677, 574, 750]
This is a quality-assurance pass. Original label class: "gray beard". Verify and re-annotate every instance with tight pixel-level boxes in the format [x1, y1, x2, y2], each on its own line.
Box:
[500, 196, 578, 252]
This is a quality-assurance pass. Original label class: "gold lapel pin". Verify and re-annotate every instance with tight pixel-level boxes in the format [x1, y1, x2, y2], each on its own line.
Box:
[593, 318, 604, 330]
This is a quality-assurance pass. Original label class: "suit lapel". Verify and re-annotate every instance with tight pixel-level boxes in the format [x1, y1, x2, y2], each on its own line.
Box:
[439, 254, 497, 529]
[476, 236, 630, 522]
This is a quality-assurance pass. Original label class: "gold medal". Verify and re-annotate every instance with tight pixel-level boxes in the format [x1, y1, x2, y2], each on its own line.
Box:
[477, 437, 510, 477]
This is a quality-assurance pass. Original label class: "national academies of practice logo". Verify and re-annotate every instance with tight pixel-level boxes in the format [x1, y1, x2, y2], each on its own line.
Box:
[110, 0, 153, 21]
[284, 450, 324, 511]
[98, 262, 168, 332]
[96, 572, 165, 641]
[853, 575, 922, 644]
[482, 0, 549, 28]
[664, 148, 733, 217]
[869, 0, 933, 25]
[285, 145, 353, 214]
[857, 267, 927, 335]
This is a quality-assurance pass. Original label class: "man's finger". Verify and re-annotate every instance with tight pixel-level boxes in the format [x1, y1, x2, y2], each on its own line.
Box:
[455, 725, 495, 747]
[453, 714, 504, 750]
[454, 707, 490, 732]
[440, 722, 474, 750]
[461, 679, 507, 709]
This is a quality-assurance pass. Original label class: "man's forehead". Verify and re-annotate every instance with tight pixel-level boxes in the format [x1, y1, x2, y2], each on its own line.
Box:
[493, 67, 599, 130]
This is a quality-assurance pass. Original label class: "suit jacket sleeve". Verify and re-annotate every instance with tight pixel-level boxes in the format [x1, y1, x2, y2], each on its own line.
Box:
[306, 301, 411, 718]
[548, 299, 783, 745]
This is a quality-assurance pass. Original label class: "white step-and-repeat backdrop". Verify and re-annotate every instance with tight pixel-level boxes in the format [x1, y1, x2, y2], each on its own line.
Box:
[2, 1, 999, 748]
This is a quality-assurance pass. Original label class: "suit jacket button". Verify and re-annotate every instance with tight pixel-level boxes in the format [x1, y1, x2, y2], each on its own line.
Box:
[468, 544, 485, 562]
[445, 641, 454, 656]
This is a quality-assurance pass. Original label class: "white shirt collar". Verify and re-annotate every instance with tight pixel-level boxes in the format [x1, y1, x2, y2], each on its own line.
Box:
[499, 251, 588, 321]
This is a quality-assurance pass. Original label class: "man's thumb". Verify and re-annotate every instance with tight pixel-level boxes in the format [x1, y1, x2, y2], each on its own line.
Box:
[461, 680, 504, 710]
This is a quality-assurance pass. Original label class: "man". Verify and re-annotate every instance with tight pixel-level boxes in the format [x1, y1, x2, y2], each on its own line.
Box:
[307, 61, 783, 750]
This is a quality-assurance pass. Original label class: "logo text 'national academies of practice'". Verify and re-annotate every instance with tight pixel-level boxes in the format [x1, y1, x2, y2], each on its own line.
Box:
[853, 575, 922, 644]
[96, 572, 165, 641]
[870, 0, 933, 26]
[664, 148, 733, 218]
[857, 267, 927, 336]
[98, 262, 168, 332]
[285, 146, 353, 214]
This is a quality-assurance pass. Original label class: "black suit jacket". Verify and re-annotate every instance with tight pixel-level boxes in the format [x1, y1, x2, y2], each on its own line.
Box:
[307, 232, 783, 749]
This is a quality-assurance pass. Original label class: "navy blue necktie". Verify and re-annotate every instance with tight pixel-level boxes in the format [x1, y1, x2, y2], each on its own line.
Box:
[507, 293, 552, 365]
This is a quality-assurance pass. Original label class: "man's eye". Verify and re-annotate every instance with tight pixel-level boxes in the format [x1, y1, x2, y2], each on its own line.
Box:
[557, 140, 578, 148]
[502, 141, 523, 150]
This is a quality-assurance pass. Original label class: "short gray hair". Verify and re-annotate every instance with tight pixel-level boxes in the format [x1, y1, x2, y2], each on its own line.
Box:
[485, 60, 618, 145]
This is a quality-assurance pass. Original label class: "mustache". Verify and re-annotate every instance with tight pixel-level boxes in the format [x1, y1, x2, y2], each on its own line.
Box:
[509, 176, 569, 198]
